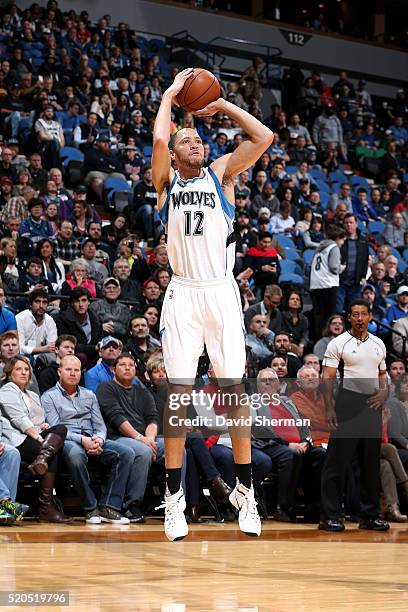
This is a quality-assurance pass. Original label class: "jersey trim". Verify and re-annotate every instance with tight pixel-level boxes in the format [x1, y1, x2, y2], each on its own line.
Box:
[158, 173, 177, 226]
[207, 166, 235, 220]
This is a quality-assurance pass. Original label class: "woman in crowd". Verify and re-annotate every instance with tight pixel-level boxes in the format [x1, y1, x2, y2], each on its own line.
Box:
[12, 168, 32, 197]
[388, 375, 408, 472]
[380, 405, 408, 522]
[143, 304, 160, 340]
[281, 290, 309, 358]
[102, 213, 128, 248]
[313, 315, 345, 361]
[35, 238, 65, 294]
[303, 215, 325, 249]
[295, 207, 314, 236]
[44, 202, 60, 233]
[61, 258, 98, 299]
[0, 356, 71, 523]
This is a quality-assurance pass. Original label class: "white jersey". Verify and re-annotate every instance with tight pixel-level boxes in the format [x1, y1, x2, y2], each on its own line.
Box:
[159, 167, 235, 280]
[310, 241, 339, 290]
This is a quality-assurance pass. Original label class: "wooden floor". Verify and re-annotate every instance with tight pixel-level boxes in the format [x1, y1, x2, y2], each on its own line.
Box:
[1, 519, 407, 611]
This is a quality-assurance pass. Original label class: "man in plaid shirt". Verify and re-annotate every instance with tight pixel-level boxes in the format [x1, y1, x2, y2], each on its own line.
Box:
[55, 220, 80, 268]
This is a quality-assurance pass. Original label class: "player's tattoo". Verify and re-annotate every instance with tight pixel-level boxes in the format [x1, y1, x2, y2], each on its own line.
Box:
[221, 174, 234, 190]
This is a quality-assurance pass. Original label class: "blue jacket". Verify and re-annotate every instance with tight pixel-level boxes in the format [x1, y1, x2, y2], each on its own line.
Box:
[84, 361, 114, 394]
[352, 198, 379, 222]
[0, 307, 17, 334]
[386, 303, 408, 325]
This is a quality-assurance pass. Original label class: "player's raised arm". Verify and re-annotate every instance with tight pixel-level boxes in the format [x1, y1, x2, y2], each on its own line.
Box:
[194, 98, 274, 180]
[152, 68, 194, 199]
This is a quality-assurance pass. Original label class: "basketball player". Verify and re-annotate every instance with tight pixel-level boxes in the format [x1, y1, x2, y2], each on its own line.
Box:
[152, 68, 273, 540]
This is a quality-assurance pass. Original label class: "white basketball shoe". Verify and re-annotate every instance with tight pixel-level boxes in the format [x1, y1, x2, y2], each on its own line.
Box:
[157, 487, 189, 542]
[229, 481, 262, 536]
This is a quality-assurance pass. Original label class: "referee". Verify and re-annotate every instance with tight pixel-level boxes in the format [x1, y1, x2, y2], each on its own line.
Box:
[319, 299, 390, 532]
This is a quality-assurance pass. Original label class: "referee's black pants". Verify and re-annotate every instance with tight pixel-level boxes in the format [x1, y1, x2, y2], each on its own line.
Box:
[321, 388, 382, 521]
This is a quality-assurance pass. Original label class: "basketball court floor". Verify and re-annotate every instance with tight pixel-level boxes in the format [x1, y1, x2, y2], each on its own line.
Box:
[0, 520, 407, 611]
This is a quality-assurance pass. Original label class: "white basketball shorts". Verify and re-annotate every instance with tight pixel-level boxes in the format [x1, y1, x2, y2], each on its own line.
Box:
[160, 275, 246, 385]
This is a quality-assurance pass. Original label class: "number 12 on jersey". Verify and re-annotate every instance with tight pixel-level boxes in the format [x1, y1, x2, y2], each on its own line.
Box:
[184, 210, 204, 236]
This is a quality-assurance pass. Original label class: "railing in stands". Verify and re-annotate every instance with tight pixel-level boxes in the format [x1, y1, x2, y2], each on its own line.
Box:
[372, 318, 407, 361]
[206, 36, 282, 83]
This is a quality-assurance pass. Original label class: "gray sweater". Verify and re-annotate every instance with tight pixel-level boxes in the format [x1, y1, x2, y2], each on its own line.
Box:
[388, 397, 408, 449]
[0, 382, 44, 447]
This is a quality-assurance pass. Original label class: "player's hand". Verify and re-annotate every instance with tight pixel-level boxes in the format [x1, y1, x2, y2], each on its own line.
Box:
[192, 98, 227, 117]
[167, 68, 195, 101]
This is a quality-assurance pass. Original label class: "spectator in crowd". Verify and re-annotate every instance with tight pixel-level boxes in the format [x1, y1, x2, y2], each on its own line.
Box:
[0, 418, 28, 525]
[0, 355, 71, 523]
[383, 212, 405, 249]
[124, 314, 160, 379]
[55, 221, 80, 269]
[84, 336, 123, 393]
[96, 353, 164, 523]
[35, 105, 65, 169]
[337, 214, 369, 314]
[19, 198, 53, 244]
[280, 291, 309, 358]
[303, 353, 321, 373]
[80, 238, 109, 285]
[244, 285, 283, 334]
[54, 287, 102, 366]
[269, 201, 296, 235]
[90, 277, 131, 343]
[328, 183, 353, 213]
[245, 312, 275, 367]
[385, 286, 408, 325]
[112, 258, 142, 305]
[273, 331, 302, 378]
[313, 315, 345, 362]
[35, 239, 65, 294]
[291, 365, 330, 446]
[310, 225, 346, 332]
[312, 106, 343, 147]
[245, 232, 280, 293]
[61, 258, 98, 300]
[380, 406, 408, 522]
[383, 255, 402, 294]
[388, 375, 408, 471]
[0, 285, 17, 334]
[16, 289, 57, 363]
[38, 334, 77, 394]
[42, 355, 133, 524]
[252, 368, 325, 521]
[352, 188, 379, 223]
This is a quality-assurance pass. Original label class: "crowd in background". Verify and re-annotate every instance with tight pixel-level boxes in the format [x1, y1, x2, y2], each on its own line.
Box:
[0, 1, 407, 527]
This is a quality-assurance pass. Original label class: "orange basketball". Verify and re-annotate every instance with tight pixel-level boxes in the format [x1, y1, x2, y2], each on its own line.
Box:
[176, 69, 221, 112]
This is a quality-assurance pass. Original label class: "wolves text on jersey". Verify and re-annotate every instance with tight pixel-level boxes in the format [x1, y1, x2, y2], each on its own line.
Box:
[170, 190, 216, 210]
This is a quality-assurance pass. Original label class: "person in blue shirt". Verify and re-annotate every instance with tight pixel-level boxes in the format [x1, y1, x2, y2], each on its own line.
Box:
[388, 116, 408, 146]
[84, 336, 123, 394]
[0, 286, 17, 333]
[352, 188, 379, 223]
[19, 198, 53, 245]
[386, 286, 408, 325]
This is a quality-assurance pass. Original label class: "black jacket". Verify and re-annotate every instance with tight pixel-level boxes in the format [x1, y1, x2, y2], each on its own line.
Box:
[340, 235, 369, 285]
[53, 305, 102, 359]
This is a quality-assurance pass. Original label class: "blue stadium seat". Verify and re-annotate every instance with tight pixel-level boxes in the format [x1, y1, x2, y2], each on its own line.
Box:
[143, 145, 153, 160]
[59, 147, 84, 167]
[357, 220, 368, 234]
[367, 221, 385, 235]
[59, 147, 84, 185]
[279, 260, 298, 275]
[403, 248, 408, 262]
[398, 260, 407, 273]
[310, 168, 326, 181]
[283, 248, 301, 261]
[276, 234, 296, 249]
[302, 249, 315, 266]
[319, 192, 330, 208]
[350, 175, 370, 191]
[285, 165, 298, 175]
[278, 272, 305, 286]
[104, 177, 131, 212]
[315, 180, 331, 194]
[391, 247, 402, 261]
[329, 171, 347, 184]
